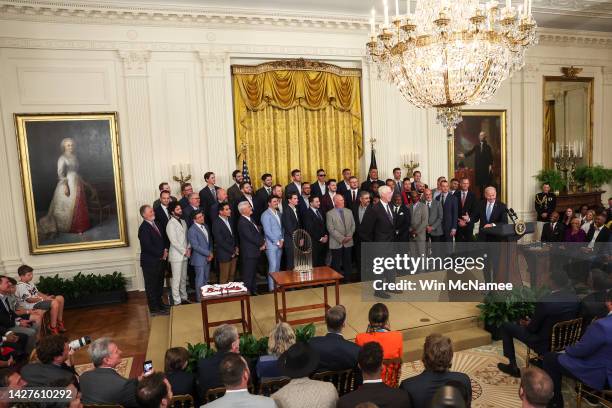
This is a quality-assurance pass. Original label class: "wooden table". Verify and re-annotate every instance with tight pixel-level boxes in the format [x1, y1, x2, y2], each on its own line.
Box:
[200, 291, 252, 345]
[270, 266, 343, 325]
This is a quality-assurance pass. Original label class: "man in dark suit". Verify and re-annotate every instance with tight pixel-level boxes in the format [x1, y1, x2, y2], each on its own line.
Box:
[391, 193, 411, 242]
[0, 276, 30, 357]
[498, 271, 580, 378]
[282, 192, 301, 270]
[226, 170, 244, 207]
[153, 182, 177, 208]
[400, 334, 471, 408]
[454, 177, 477, 242]
[436, 180, 458, 244]
[197, 325, 240, 400]
[302, 196, 328, 267]
[285, 169, 302, 199]
[337, 168, 352, 196]
[212, 202, 238, 284]
[410, 170, 422, 191]
[535, 183, 557, 222]
[297, 182, 311, 217]
[234, 181, 260, 227]
[543, 290, 612, 408]
[254, 173, 273, 212]
[362, 186, 396, 298]
[178, 182, 193, 209]
[343, 176, 360, 212]
[154, 190, 172, 249]
[21, 334, 78, 387]
[354, 191, 372, 270]
[311, 169, 327, 198]
[469, 186, 508, 241]
[459, 131, 494, 197]
[585, 213, 611, 248]
[183, 193, 202, 228]
[199, 172, 220, 222]
[309, 305, 359, 373]
[541, 211, 565, 243]
[340, 341, 411, 408]
[320, 179, 338, 216]
[237, 201, 265, 295]
[137, 205, 169, 315]
[360, 168, 384, 194]
[79, 337, 138, 407]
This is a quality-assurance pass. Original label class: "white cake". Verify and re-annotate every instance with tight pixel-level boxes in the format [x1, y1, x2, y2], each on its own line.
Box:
[201, 281, 248, 298]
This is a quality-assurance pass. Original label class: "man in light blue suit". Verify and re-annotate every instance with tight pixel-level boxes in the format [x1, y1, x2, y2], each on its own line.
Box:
[187, 210, 213, 302]
[543, 289, 612, 407]
[261, 195, 284, 291]
[203, 353, 276, 408]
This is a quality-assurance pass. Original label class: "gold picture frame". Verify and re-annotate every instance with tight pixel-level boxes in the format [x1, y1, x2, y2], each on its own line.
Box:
[14, 112, 128, 254]
[448, 110, 507, 203]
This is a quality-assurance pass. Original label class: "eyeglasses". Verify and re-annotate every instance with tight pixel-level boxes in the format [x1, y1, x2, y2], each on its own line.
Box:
[318, 174, 326, 177]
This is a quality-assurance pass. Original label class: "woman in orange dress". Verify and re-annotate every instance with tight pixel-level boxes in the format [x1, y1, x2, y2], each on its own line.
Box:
[355, 303, 403, 386]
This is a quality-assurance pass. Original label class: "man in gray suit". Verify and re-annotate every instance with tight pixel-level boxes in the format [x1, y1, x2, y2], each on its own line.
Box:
[203, 353, 276, 408]
[410, 191, 428, 258]
[424, 189, 443, 255]
[326, 194, 355, 279]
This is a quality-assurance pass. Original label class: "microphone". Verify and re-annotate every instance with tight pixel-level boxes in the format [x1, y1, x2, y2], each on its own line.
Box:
[506, 207, 518, 223]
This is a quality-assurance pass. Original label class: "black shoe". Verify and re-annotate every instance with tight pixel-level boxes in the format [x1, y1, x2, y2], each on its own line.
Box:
[150, 309, 169, 316]
[161, 304, 171, 310]
[180, 300, 192, 305]
[497, 362, 521, 377]
[374, 290, 391, 299]
[387, 289, 403, 294]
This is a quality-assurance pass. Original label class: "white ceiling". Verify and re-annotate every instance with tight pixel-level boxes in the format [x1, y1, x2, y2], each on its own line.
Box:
[59, 0, 612, 32]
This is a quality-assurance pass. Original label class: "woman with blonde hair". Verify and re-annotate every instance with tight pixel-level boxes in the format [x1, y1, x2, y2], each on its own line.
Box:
[256, 322, 296, 380]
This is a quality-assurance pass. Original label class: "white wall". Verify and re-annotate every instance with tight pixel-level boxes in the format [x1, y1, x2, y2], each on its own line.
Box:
[0, 6, 611, 288]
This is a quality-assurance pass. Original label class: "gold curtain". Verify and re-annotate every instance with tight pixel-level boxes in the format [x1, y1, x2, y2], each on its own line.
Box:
[232, 62, 363, 187]
[544, 100, 556, 169]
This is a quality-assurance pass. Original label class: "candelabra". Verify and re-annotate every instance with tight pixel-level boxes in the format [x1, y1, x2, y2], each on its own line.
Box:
[172, 163, 192, 187]
[402, 153, 420, 176]
[552, 142, 583, 193]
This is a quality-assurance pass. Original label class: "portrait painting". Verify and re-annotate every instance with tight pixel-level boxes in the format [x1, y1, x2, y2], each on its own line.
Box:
[15, 112, 128, 254]
[450, 110, 507, 202]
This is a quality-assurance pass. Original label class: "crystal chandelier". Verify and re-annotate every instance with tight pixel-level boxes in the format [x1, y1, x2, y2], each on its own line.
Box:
[366, 0, 537, 133]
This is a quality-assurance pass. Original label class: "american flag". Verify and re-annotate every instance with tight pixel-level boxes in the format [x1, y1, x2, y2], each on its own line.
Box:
[241, 159, 251, 184]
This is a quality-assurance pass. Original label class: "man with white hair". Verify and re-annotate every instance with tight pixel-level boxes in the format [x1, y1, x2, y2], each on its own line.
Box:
[80, 337, 138, 407]
[326, 194, 355, 280]
[237, 201, 265, 294]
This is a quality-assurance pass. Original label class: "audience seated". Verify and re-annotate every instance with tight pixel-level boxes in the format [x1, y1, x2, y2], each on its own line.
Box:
[197, 324, 240, 398]
[540, 211, 564, 243]
[400, 334, 471, 408]
[6, 277, 43, 338]
[517, 367, 553, 408]
[80, 337, 138, 407]
[256, 322, 295, 380]
[136, 372, 173, 408]
[21, 334, 78, 386]
[0, 275, 33, 355]
[564, 216, 586, 242]
[272, 342, 338, 408]
[561, 208, 574, 228]
[497, 271, 579, 378]
[338, 341, 411, 408]
[203, 353, 276, 407]
[163, 347, 196, 402]
[355, 303, 402, 387]
[309, 305, 360, 373]
[543, 289, 612, 408]
[580, 269, 611, 326]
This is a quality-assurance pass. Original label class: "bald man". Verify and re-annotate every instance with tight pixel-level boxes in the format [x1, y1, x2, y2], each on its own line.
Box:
[518, 367, 553, 408]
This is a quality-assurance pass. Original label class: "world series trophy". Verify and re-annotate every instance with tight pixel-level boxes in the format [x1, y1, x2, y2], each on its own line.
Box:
[293, 229, 313, 276]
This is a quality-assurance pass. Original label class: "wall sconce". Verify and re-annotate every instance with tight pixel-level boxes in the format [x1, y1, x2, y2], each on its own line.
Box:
[402, 153, 420, 176]
[172, 163, 192, 186]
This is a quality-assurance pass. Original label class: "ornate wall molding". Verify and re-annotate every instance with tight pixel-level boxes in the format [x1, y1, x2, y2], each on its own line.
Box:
[118, 50, 150, 76]
[522, 63, 541, 83]
[197, 51, 227, 78]
[232, 58, 362, 76]
[603, 66, 612, 85]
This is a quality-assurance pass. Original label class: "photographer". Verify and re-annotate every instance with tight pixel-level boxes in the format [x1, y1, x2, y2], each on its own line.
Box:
[20, 334, 78, 387]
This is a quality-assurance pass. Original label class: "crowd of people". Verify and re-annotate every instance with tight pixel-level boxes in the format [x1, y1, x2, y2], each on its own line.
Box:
[138, 166, 515, 313]
[3, 297, 608, 408]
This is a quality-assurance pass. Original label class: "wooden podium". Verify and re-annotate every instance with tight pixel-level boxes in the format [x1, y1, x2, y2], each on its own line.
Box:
[270, 266, 343, 325]
[482, 222, 536, 285]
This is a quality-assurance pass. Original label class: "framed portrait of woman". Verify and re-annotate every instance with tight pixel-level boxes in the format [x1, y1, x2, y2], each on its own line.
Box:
[449, 110, 507, 203]
[14, 112, 128, 254]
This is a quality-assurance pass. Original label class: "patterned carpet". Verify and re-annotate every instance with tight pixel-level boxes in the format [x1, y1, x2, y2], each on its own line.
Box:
[74, 357, 133, 378]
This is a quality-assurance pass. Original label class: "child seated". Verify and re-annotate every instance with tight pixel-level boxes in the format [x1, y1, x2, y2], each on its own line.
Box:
[15, 265, 66, 335]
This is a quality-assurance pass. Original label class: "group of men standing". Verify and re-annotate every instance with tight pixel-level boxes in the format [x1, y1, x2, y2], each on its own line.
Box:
[138, 166, 509, 312]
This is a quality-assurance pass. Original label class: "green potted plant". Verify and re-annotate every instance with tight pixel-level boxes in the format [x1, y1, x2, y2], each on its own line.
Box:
[575, 165, 612, 191]
[37, 271, 127, 309]
[534, 169, 565, 194]
[477, 286, 549, 340]
[186, 342, 215, 372]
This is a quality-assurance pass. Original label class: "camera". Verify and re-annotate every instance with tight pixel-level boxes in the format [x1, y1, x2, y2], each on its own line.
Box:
[68, 336, 91, 351]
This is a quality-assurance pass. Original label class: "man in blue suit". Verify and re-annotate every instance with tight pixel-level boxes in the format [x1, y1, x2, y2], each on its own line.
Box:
[261, 195, 284, 292]
[137, 205, 169, 315]
[187, 210, 212, 302]
[543, 290, 612, 407]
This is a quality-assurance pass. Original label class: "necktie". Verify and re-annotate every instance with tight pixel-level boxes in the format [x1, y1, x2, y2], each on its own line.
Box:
[461, 192, 466, 206]
[352, 190, 356, 202]
[486, 202, 493, 222]
[150, 222, 161, 236]
[211, 187, 216, 199]
[386, 204, 393, 223]
[266, 187, 271, 196]
[200, 225, 208, 241]
[316, 209, 322, 221]
[427, 202, 431, 209]
[339, 210, 346, 229]
[223, 218, 232, 235]
[441, 194, 446, 206]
